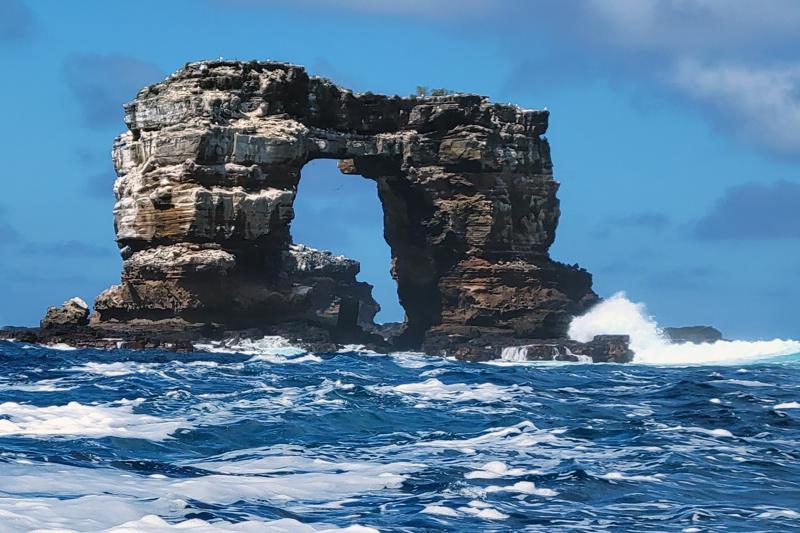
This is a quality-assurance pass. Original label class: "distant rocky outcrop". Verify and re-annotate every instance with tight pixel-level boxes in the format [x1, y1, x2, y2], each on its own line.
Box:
[12, 60, 625, 361]
[664, 326, 723, 344]
[41, 297, 90, 331]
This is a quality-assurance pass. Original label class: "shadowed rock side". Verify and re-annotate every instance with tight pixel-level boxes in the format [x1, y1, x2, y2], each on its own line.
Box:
[17, 60, 621, 360]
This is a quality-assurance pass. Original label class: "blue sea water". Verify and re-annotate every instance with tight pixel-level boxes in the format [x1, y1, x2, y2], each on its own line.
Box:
[0, 338, 799, 532]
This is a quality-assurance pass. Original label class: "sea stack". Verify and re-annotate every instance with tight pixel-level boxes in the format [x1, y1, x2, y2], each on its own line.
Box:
[30, 60, 628, 361]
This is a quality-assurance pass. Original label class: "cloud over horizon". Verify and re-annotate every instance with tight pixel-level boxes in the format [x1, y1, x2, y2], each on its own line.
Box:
[694, 180, 800, 240]
[259, 0, 800, 158]
[0, 0, 34, 44]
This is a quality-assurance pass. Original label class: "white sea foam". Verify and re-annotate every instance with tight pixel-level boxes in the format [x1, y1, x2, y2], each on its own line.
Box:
[195, 336, 307, 357]
[419, 420, 564, 450]
[484, 481, 557, 497]
[756, 509, 800, 519]
[0, 400, 187, 439]
[464, 461, 541, 479]
[376, 378, 531, 404]
[0, 458, 410, 528]
[98, 515, 379, 532]
[716, 378, 773, 387]
[568, 292, 800, 365]
[774, 402, 800, 409]
[0, 378, 77, 392]
[0, 502, 377, 533]
[44, 342, 78, 351]
[337, 344, 380, 355]
[390, 351, 441, 369]
[422, 505, 460, 517]
[246, 353, 323, 364]
[658, 425, 734, 438]
[456, 505, 508, 520]
[67, 361, 160, 376]
[598, 471, 663, 483]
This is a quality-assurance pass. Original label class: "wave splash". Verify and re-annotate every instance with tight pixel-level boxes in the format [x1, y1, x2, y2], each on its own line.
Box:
[568, 292, 800, 365]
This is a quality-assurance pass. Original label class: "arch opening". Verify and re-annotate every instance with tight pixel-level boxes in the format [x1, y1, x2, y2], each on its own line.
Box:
[291, 159, 404, 326]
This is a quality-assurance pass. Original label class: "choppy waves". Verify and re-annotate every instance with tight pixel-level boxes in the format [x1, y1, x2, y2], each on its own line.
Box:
[0, 339, 799, 531]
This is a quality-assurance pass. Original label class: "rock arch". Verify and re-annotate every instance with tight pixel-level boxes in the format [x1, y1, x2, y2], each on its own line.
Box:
[93, 60, 598, 351]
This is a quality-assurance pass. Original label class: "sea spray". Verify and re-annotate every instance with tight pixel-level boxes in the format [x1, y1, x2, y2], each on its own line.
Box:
[500, 346, 530, 362]
[569, 292, 800, 364]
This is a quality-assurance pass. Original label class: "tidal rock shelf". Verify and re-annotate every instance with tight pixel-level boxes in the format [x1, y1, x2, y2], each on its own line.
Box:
[1, 60, 631, 362]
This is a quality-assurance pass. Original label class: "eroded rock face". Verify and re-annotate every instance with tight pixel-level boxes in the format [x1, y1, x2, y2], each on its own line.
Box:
[93, 60, 599, 351]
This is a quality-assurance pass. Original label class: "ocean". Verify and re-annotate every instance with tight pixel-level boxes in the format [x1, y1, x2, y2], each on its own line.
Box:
[0, 296, 798, 532]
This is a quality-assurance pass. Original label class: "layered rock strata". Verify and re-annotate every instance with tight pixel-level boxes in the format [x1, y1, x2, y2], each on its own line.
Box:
[27, 60, 616, 359]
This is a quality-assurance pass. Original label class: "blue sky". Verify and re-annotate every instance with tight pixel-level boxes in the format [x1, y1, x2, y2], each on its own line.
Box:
[0, 0, 798, 339]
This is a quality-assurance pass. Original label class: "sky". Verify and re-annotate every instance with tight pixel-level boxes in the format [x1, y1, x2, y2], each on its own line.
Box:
[0, 0, 798, 339]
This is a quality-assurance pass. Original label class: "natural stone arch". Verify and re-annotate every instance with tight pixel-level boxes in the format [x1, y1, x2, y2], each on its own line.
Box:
[93, 60, 598, 350]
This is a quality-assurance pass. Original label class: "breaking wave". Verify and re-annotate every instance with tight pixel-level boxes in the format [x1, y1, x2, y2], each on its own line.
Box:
[569, 292, 800, 365]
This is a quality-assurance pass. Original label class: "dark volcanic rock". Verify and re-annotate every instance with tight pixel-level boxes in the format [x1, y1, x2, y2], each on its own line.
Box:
[29, 59, 626, 361]
[444, 334, 633, 364]
[664, 326, 723, 344]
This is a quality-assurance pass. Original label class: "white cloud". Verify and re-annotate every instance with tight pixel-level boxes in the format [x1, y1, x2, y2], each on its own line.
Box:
[671, 60, 800, 156]
[222, 0, 800, 157]
[582, 0, 800, 55]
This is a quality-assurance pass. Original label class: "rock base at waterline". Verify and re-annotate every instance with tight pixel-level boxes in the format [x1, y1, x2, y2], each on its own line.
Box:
[439, 334, 633, 364]
[1, 322, 633, 363]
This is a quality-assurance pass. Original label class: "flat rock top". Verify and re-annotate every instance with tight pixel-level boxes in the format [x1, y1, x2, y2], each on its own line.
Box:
[124, 59, 549, 137]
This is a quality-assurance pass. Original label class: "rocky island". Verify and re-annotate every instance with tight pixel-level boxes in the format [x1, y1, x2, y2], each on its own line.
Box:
[1, 60, 631, 363]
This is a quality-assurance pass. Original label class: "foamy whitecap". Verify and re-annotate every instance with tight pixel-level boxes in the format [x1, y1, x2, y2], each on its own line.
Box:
[756, 509, 800, 519]
[419, 420, 564, 450]
[464, 461, 541, 479]
[44, 343, 78, 351]
[659, 425, 734, 438]
[569, 292, 800, 365]
[774, 402, 800, 409]
[246, 353, 323, 364]
[422, 504, 460, 517]
[376, 378, 532, 404]
[484, 481, 557, 496]
[0, 400, 188, 440]
[390, 351, 442, 369]
[456, 505, 509, 520]
[100, 515, 379, 532]
[0, 378, 77, 393]
[0, 501, 378, 533]
[0, 458, 417, 513]
[195, 336, 307, 357]
[598, 471, 664, 483]
[67, 361, 160, 376]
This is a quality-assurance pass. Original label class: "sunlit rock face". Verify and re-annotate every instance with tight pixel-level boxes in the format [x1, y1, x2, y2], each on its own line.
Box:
[94, 60, 597, 348]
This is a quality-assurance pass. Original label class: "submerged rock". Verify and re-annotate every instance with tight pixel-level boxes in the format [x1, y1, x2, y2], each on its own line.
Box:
[28, 59, 628, 362]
